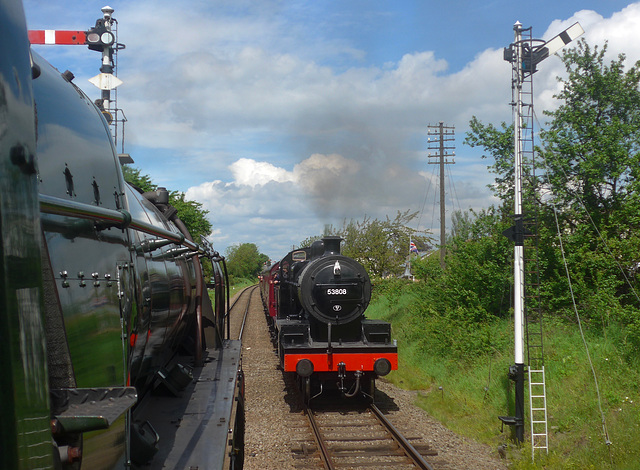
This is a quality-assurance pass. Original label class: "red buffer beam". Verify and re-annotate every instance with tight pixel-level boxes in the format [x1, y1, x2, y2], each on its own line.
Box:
[28, 30, 87, 45]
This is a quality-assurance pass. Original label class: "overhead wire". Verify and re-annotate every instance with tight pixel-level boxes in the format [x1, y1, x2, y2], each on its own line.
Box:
[446, 161, 463, 215]
[417, 129, 460, 246]
[416, 164, 433, 230]
[429, 166, 439, 241]
[416, 161, 439, 240]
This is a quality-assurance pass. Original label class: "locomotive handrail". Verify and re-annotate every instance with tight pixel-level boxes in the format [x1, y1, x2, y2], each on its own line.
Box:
[40, 192, 132, 227]
[39, 193, 206, 256]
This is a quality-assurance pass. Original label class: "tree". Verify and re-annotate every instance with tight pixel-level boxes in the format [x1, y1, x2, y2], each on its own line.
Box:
[300, 211, 433, 278]
[541, 40, 640, 231]
[122, 165, 155, 193]
[413, 206, 513, 319]
[464, 117, 515, 203]
[539, 40, 640, 321]
[448, 209, 481, 242]
[225, 243, 269, 280]
[464, 39, 640, 330]
[168, 192, 212, 243]
[122, 166, 212, 243]
[298, 224, 338, 250]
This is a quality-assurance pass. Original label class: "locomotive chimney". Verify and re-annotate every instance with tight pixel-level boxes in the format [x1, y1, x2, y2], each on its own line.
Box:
[143, 187, 169, 205]
[322, 236, 343, 255]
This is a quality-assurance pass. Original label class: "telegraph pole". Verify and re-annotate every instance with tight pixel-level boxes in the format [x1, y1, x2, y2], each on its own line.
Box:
[428, 122, 455, 269]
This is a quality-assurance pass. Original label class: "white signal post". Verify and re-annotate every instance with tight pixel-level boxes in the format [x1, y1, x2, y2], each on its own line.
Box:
[502, 20, 583, 444]
[514, 17, 524, 386]
[512, 21, 526, 445]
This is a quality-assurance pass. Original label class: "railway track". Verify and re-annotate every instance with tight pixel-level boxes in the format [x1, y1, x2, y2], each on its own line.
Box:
[228, 284, 259, 341]
[240, 283, 504, 470]
[297, 400, 438, 469]
[236, 284, 439, 469]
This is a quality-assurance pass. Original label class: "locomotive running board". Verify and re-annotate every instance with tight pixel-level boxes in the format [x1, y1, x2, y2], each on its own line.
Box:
[132, 340, 244, 468]
[51, 386, 137, 433]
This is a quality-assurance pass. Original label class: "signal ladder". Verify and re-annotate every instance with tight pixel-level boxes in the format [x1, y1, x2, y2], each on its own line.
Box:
[518, 25, 549, 458]
[524, 217, 548, 457]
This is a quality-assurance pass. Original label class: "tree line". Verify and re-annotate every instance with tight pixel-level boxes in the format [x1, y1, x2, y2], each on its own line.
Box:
[298, 210, 433, 278]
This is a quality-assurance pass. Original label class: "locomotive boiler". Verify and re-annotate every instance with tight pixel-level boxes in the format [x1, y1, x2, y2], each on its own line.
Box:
[261, 237, 397, 402]
[1, 2, 243, 468]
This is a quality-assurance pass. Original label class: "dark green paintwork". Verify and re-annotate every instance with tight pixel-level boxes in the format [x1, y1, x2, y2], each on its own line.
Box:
[0, 0, 54, 468]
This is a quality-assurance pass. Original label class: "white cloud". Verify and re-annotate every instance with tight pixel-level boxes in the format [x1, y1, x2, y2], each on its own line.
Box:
[229, 158, 295, 187]
[24, 1, 640, 259]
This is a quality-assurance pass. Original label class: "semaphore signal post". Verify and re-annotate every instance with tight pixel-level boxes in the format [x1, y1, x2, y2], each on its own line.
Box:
[499, 21, 583, 458]
[28, 6, 128, 158]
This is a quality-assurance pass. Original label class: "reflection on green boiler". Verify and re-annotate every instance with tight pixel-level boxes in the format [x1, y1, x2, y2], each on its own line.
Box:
[66, 308, 124, 388]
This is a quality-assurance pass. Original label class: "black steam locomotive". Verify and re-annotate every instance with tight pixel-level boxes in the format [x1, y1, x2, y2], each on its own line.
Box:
[1, 2, 243, 468]
[260, 237, 397, 402]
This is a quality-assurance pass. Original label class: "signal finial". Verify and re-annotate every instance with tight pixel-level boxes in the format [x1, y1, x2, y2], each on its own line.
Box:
[102, 6, 114, 19]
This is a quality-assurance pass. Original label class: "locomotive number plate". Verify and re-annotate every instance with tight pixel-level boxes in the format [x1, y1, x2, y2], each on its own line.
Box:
[326, 288, 348, 295]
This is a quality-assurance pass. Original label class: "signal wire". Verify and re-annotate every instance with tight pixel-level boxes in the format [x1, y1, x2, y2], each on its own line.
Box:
[533, 110, 613, 459]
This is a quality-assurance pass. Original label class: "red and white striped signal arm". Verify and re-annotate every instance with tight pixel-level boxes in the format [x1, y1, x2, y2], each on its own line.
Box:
[28, 30, 87, 45]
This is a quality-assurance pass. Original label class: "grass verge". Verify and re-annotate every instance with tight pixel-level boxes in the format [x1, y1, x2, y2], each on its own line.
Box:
[367, 282, 640, 469]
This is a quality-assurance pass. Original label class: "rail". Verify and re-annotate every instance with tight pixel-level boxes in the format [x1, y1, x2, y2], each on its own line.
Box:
[237, 285, 258, 341]
[304, 405, 335, 470]
[227, 285, 258, 341]
[302, 402, 436, 470]
[370, 403, 435, 470]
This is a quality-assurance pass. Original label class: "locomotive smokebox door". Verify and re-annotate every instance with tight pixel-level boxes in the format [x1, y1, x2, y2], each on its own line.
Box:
[297, 255, 371, 325]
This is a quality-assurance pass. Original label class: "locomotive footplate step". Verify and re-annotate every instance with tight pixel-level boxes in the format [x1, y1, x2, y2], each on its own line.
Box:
[134, 340, 243, 469]
[52, 387, 138, 433]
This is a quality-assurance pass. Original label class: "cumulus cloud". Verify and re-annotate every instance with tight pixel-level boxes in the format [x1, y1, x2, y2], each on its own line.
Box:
[24, 1, 640, 258]
[161, 2, 640, 257]
[230, 158, 295, 187]
[185, 170, 318, 256]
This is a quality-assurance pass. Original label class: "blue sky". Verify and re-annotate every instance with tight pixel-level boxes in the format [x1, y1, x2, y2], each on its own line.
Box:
[24, 0, 640, 260]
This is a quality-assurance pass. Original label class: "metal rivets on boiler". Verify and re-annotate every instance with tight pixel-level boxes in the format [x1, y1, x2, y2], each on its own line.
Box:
[58, 271, 114, 288]
[60, 270, 69, 288]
